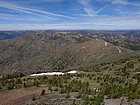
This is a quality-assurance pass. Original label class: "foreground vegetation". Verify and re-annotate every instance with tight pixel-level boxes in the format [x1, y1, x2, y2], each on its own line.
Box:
[0, 55, 140, 105]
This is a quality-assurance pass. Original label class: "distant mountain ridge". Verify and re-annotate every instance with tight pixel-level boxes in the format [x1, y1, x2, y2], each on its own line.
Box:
[0, 30, 140, 39]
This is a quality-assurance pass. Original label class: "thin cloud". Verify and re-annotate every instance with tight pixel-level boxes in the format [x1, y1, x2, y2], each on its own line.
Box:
[0, 24, 73, 31]
[0, 13, 51, 23]
[0, 1, 56, 20]
[115, 0, 140, 7]
[0, 0, 140, 30]
[77, 0, 115, 16]
[65, 12, 140, 25]
[77, 0, 96, 17]
[95, 2, 114, 13]
[97, 0, 140, 7]
[1, 21, 140, 30]
[0, 1, 75, 19]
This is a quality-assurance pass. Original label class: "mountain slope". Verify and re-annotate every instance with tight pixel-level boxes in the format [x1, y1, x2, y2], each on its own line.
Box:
[0, 33, 134, 75]
[97, 34, 140, 50]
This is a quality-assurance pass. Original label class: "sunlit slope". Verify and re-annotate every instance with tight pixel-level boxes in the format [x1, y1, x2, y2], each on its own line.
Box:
[0, 34, 136, 75]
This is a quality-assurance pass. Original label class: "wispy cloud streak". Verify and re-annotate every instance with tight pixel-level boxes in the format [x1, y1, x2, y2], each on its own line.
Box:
[95, 3, 114, 13]
[0, 0, 140, 30]
[0, 13, 50, 23]
[0, 1, 75, 19]
[97, 0, 140, 7]
[77, 0, 96, 17]
[77, 0, 115, 16]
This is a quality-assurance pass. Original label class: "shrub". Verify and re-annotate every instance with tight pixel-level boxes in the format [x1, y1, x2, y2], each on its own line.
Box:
[32, 95, 36, 101]
[40, 89, 46, 96]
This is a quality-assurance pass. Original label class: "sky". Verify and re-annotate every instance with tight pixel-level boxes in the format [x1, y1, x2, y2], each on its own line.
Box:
[0, 0, 140, 30]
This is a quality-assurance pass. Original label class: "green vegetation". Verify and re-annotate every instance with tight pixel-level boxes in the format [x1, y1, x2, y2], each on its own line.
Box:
[32, 95, 36, 101]
[0, 55, 140, 104]
[40, 89, 46, 96]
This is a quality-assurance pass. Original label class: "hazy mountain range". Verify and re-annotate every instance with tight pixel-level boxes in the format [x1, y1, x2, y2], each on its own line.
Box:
[0, 30, 140, 75]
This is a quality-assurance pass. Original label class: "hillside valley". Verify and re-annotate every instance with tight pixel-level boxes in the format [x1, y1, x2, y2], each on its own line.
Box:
[1, 31, 139, 75]
[0, 30, 140, 105]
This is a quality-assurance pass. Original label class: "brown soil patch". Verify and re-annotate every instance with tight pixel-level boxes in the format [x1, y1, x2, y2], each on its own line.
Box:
[0, 87, 45, 105]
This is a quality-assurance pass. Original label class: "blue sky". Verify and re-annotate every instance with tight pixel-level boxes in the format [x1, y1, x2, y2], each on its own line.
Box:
[0, 0, 140, 30]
